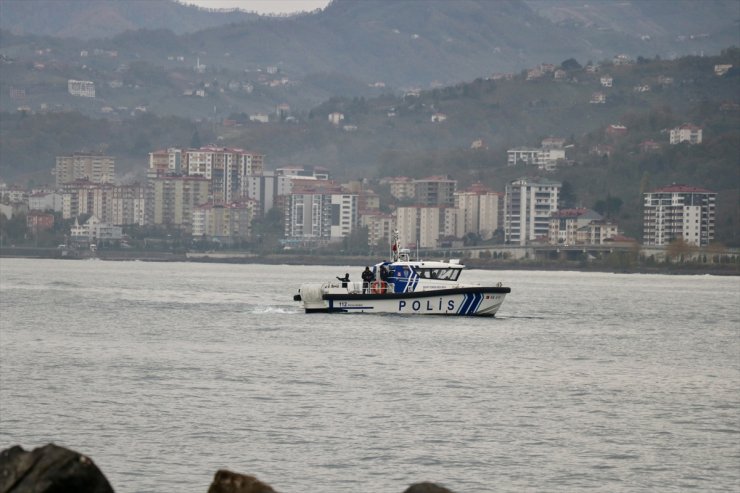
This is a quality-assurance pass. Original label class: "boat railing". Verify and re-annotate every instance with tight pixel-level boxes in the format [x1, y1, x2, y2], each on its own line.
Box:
[325, 280, 395, 294]
[361, 281, 395, 294]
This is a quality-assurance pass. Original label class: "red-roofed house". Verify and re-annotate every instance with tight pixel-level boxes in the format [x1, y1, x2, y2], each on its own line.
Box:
[26, 211, 54, 232]
[606, 124, 628, 137]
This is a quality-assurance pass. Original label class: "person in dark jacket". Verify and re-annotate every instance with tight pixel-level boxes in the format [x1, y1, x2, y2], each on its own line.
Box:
[336, 273, 350, 288]
[361, 266, 374, 293]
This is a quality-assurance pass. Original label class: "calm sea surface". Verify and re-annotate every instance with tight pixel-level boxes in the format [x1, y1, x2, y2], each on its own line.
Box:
[0, 258, 738, 493]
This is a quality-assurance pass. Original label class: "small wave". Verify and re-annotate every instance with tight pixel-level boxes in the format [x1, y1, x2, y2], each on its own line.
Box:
[495, 315, 546, 320]
[49, 281, 81, 288]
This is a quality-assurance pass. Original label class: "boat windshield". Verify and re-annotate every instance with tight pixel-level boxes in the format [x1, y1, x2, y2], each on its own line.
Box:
[413, 267, 461, 281]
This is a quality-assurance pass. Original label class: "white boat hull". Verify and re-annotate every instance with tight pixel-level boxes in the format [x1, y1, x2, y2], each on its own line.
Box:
[296, 284, 509, 316]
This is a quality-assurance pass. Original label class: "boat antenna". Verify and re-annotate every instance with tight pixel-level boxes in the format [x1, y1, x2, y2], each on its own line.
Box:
[391, 229, 399, 262]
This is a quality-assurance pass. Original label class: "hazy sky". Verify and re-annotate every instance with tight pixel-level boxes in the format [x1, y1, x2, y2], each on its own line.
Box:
[180, 0, 331, 14]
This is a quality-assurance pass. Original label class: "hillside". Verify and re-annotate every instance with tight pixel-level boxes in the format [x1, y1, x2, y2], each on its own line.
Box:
[1, 0, 738, 101]
[1, 50, 739, 244]
[0, 0, 258, 39]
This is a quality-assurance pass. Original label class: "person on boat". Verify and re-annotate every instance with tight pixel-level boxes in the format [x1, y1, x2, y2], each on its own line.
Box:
[361, 266, 374, 293]
[336, 273, 350, 288]
[379, 265, 388, 282]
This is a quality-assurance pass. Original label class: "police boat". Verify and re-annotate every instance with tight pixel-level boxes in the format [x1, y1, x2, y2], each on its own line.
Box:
[293, 235, 510, 316]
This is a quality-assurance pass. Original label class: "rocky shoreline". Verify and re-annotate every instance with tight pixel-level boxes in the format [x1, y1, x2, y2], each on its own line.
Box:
[0, 444, 454, 493]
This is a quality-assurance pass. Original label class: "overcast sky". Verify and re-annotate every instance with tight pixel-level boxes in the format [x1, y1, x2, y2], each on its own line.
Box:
[179, 0, 331, 14]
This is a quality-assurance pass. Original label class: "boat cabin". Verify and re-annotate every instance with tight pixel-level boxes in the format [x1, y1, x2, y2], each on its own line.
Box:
[372, 260, 464, 294]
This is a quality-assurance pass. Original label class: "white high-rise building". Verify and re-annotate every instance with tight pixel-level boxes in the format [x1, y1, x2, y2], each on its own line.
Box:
[504, 177, 561, 245]
[183, 147, 264, 203]
[643, 185, 715, 246]
[454, 184, 503, 240]
[395, 206, 458, 249]
[284, 180, 358, 243]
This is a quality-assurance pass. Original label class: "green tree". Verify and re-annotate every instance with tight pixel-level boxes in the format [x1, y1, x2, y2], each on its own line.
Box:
[190, 129, 202, 148]
[0, 212, 28, 243]
[250, 207, 284, 252]
[559, 181, 577, 208]
[594, 195, 623, 218]
[561, 58, 582, 71]
[343, 226, 369, 254]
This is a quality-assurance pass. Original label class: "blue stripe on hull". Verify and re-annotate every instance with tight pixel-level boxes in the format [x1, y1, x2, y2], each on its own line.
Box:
[469, 293, 484, 314]
[457, 293, 471, 315]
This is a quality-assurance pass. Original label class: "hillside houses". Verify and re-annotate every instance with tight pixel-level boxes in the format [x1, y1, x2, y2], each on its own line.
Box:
[507, 138, 567, 171]
[669, 124, 703, 145]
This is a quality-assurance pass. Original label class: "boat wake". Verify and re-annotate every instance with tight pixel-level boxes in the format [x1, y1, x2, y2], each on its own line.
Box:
[250, 306, 300, 315]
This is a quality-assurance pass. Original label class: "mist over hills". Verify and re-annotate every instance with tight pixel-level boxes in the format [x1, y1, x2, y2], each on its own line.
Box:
[0, 0, 259, 39]
[1, 0, 738, 88]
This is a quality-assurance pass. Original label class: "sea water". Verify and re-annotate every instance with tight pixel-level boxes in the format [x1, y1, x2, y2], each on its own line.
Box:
[0, 258, 738, 493]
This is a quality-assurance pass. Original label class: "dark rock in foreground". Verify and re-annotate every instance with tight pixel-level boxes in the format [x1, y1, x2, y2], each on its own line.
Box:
[403, 483, 454, 493]
[0, 444, 114, 493]
[1, 444, 455, 492]
[207, 469, 277, 493]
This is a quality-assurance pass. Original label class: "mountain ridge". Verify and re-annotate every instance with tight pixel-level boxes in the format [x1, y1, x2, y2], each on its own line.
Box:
[1, 0, 738, 88]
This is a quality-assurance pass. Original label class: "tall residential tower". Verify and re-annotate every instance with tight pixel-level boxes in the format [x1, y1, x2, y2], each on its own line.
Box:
[643, 185, 715, 246]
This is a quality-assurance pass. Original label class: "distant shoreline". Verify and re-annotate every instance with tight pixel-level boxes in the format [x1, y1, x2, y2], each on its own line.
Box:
[1, 247, 738, 276]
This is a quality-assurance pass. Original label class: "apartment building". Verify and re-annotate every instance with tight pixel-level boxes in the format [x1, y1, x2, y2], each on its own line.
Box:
[387, 176, 415, 201]
[284, 180, 358, 243]
[60, 180, 114, 221]
[507, 142, 566, 171]
[0, 185, 27, 204]
[70, 216, 122, 243]
[111, 184, 146, 226]
[183, 147, 264, 203]
[414, 176, 456, 207]
[669, 124, 703, 145]
[360, 211, 395, 249]
[395, 206, 457, 249]
[148, 148, 182, 177]
[505, 177, 561, 245]
[192, 201, 256, 241]
[55, 153, 115, 187]
[643, 185, 715, 246]
[576, 220, 620, 245]
[148, 175, 209, 232]
[26, 211, 54, 232]
[67, 79, 95, 98]
[29, 191, 63, 212]
[548, 208, 613, 245]
[454, 184, 503, 240]
[59, 180, 145, 226]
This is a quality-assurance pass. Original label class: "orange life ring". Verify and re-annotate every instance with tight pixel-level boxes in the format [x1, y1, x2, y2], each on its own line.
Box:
[371, 280, 386, 294]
